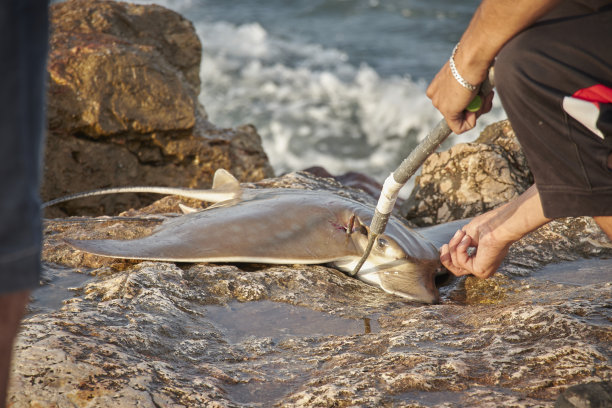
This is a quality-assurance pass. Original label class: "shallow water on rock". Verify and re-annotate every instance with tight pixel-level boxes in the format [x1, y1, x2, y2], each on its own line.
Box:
[200, 300, 381, 404]
[10, 182, 612, 407]
[18, 253, 609, 407]
[28, 264, 94, 315]
[205, 300, 379, 344]
[533, 258, 611, 287]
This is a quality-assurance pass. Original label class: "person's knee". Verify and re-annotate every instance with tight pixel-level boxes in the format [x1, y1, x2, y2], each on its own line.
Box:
[494, 31, 542, 104]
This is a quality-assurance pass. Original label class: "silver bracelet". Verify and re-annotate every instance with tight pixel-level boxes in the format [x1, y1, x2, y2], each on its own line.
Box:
[449, 43, 477, 92]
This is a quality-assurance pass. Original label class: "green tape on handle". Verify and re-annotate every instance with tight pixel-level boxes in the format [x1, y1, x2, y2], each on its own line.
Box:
[466, 94, 482, 112]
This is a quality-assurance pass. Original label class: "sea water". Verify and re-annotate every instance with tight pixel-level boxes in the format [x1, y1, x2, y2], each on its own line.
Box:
[133, 0, 506, 183]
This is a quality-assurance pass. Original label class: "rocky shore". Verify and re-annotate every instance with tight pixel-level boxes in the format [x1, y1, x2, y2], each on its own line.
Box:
[42, 0, 273, 218]
[8, 1, 611, 407]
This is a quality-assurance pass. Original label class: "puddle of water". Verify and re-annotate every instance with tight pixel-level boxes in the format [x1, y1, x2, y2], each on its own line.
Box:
[205, 300, 379, 344]
[29, 264, 93, 314]
[398, 390, 464, 406]
[534, 258, 611, 286]
[206, 301, 380, 405]
[223, 377, 304, 406]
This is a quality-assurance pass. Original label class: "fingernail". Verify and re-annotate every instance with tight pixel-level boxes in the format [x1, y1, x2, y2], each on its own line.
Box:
[453, 230, 463, 239]
[460, 235, 470, 246]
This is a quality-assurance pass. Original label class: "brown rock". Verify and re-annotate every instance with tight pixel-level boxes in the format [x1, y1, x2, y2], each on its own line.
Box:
[11, 172, 612, 408]
[42, 0, 273, 217]
[401, 120, 533, 226]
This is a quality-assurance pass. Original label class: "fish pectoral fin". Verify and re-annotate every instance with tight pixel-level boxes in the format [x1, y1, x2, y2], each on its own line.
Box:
[205, 198, 243, 210]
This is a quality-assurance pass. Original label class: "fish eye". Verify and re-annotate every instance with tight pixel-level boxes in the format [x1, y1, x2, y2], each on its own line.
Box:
[377, 238, 388, 248]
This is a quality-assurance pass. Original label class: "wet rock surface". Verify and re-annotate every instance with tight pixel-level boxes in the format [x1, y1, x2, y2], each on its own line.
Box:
[554, 380, 612, 408]
[43, 0, 273, 217]
[401, 120, 533, 226]
[11, 172, 612, 407]
[15, 1, 612, 406]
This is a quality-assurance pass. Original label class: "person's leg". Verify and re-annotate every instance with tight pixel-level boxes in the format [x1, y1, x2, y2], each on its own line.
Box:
[594, 151, 612, 240]
[442, 3, 612, 277]
[593, 217, 612, 240]
[0, 0, 48, 287]
[0, 291, 30, 408]
[597, 153, 612, 240]
[0, 1, 49, 406]
[495, 2, 612, 219]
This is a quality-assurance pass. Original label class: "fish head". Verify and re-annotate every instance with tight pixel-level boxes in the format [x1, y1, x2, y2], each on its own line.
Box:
[348, 214, 441, 304]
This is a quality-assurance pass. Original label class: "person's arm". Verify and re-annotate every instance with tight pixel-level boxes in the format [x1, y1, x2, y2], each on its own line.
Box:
[426, 0, 562, 134]
[439, 185, 551, 278]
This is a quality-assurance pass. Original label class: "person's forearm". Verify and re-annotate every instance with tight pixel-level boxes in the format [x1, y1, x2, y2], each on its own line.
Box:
[491, 185, 551, 243]
[455, 0, 562, 85]
[439, 185, 552, 279]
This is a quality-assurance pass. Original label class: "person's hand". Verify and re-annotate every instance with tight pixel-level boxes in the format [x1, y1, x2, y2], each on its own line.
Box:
[426, 60, 493, 135]
[439, 212, 513, 279]
[425, 0, 563, 135]
[439, 185, 551, 279]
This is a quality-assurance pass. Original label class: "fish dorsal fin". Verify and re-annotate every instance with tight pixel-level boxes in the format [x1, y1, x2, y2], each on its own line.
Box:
[212, 169, 240, 191]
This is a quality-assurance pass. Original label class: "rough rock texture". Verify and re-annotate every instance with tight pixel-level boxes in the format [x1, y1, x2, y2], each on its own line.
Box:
[12, 1, 612, 405]
[401, 120, 533, 226]
[555, 381, 612, 408]
[42, 0, 273, 217]
[10, 171, 612, 408]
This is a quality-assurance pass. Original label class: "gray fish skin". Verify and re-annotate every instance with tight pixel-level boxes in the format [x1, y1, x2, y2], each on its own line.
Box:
[64, 170, 464, 304]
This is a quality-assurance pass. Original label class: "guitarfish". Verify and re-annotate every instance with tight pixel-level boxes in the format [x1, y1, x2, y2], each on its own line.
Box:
[52, 170, 467, 304]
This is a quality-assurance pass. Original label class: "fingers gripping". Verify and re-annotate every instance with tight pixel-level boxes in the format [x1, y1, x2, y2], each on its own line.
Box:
[440, 229, 479, 277]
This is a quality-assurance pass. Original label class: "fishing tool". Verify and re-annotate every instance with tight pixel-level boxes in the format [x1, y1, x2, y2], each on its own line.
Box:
[350, 68, 495, 276]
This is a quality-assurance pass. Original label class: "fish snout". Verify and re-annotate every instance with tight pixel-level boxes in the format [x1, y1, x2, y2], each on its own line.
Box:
[377, 261, 440, 304]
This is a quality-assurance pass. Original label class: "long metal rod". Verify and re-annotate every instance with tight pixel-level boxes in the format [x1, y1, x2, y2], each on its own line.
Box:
[350, 68, 495, 276]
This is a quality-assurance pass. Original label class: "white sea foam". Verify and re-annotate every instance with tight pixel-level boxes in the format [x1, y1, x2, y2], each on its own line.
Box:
[127, 1, 506, 186]
[195, 19, 505, 183]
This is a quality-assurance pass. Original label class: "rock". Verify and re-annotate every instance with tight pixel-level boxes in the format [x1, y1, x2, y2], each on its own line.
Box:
[555, 381, 612, 408]
[12, 4, 612, 405]
[401, 120, 533, 226]
[47, 0, 203, 136]
[42, 0, 273, 217]
[11, 171, 612, 407]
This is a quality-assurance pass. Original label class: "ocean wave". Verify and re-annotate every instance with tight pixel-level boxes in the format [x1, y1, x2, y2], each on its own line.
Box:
[195, 19, 505, 184]
[125, 0, 505, 187]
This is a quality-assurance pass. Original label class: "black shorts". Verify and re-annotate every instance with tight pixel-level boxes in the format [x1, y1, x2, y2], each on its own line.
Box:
[495, 0, 612, 218]
[0, 0, 48, 294]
